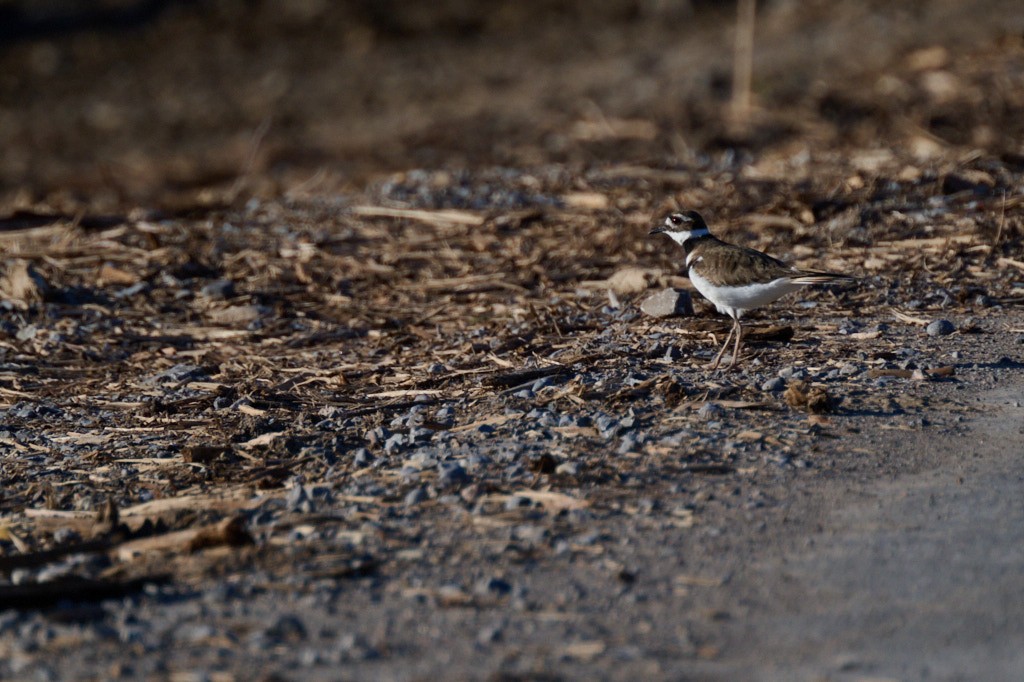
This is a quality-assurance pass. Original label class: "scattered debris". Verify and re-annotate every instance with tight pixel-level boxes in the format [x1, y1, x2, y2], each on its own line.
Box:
[784, 381, 835, 414]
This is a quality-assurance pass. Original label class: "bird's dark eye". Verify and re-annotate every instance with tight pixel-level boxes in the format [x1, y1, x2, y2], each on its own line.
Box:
[669, 214, 682, 225]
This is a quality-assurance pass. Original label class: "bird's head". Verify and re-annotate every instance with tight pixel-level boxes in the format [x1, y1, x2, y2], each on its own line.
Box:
[649, 210, 710, 245]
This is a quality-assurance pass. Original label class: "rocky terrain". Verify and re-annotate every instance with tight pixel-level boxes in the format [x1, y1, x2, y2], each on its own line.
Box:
[0, 1, 1023, 679]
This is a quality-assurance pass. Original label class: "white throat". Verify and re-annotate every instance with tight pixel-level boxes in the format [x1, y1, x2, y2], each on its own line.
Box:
[667, 227, 709, 246]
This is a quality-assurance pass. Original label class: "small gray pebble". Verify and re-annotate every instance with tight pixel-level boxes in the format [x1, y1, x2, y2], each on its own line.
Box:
[52, 528, 80, 545]
[504, 495, 531, 511]
[697, 402, 725, 420]
[927, 319, 956, 336]
[16, 325, 38, 341]
[405, 452, 436, 469]
[555, 461, 579, 476]
[474, 577, 512, 597]
[264, 614, 306, 641]
[353, 448, 374, 467]
[532, 376, 556, 391]
[618, 434, 641, 454]
[596, 414, 620, 438]
[408, 426, 434, 442]
[463, 454, 490, 470]
[200, 279, 235, 299]
[404, 487, 429, 506]
[778, 367, 807, 380]
[537, 412, 558, 427]
[477, 624, 503, 644]
[761, 377, 785, 392]
[286, 485, 315, 514]
[640, 288, 694, 318]
[334, 633, 378, 661]
[511, 524, 548, 544]
[438, 463, 470, 488]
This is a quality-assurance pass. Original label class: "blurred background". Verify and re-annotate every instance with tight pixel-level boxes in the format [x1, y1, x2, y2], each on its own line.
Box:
[1, 0, 1022, 211]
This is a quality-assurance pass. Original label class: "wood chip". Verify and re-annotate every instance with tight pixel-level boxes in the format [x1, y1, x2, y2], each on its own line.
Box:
[113, 515, 252, 561]
[351, 206, 484, 226]
[562, 192, 610, 210]
[996, 257, 1024, 272]
[506, 489, 588, 512]
[561, 640, 607, 660]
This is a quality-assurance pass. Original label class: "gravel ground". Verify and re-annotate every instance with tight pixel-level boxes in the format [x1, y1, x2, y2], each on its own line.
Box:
[1, 2, 1023, 680]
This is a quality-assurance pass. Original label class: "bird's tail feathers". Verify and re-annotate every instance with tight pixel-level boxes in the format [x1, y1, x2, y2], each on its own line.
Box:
[790, 270, 856, 285]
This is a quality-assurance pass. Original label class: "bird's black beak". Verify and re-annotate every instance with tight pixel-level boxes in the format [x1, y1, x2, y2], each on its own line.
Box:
[649, 225, 667, 235]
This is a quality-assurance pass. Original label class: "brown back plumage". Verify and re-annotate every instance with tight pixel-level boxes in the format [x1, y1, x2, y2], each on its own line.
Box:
[687, 238, 794, 286]
[687, 237, 854, 286]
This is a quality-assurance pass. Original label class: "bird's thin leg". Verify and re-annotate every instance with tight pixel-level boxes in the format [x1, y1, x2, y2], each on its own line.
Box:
[727, 319, 744, 369]
[708, 323, 736, 370]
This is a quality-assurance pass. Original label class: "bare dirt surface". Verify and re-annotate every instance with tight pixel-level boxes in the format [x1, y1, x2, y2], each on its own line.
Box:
[1, 1, 1024, 680]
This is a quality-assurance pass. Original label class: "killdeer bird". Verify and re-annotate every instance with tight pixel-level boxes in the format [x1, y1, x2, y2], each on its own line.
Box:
[650, 210, 854, 370]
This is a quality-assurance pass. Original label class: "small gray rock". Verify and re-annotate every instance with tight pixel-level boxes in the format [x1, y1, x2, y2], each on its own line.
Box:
[408, 426, 434, 442]
[477, 623, 503, 644]
[15, 324, 38, 341]
[438, 463, 470, 488]
[926, 319, 955, 336]
[352, 448, 374, 467]
[405, 452, 437, 469]
[640, 288, 694, 318]
[474, 577, 512, 597]
[287, 485, 315, 514]
[334, 633, 378, 661]
[618, 433, 642, 454]
[504, 495, 532, 511]
[761, 377, 786, 392]
[511, 524, 548, 544]
[778, 366, 807, 380]
[555, 461, 579, 476]
[404, 487, 429, 506]
[595, 414, 620, 438]
[200, 279, 235, 299]
[697, 402, 725, 420]
[264, 614, 306, 642]
[384, 433, 406, 453]
[147, 363, 208, 385]
[839, 363, 860, 376]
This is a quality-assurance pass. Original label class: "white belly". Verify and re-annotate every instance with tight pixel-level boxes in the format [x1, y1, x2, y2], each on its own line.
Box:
[689, 270, 800, 319]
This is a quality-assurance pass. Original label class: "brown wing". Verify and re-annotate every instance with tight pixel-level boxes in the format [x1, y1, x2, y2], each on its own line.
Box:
[690, 240, 796, 286]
